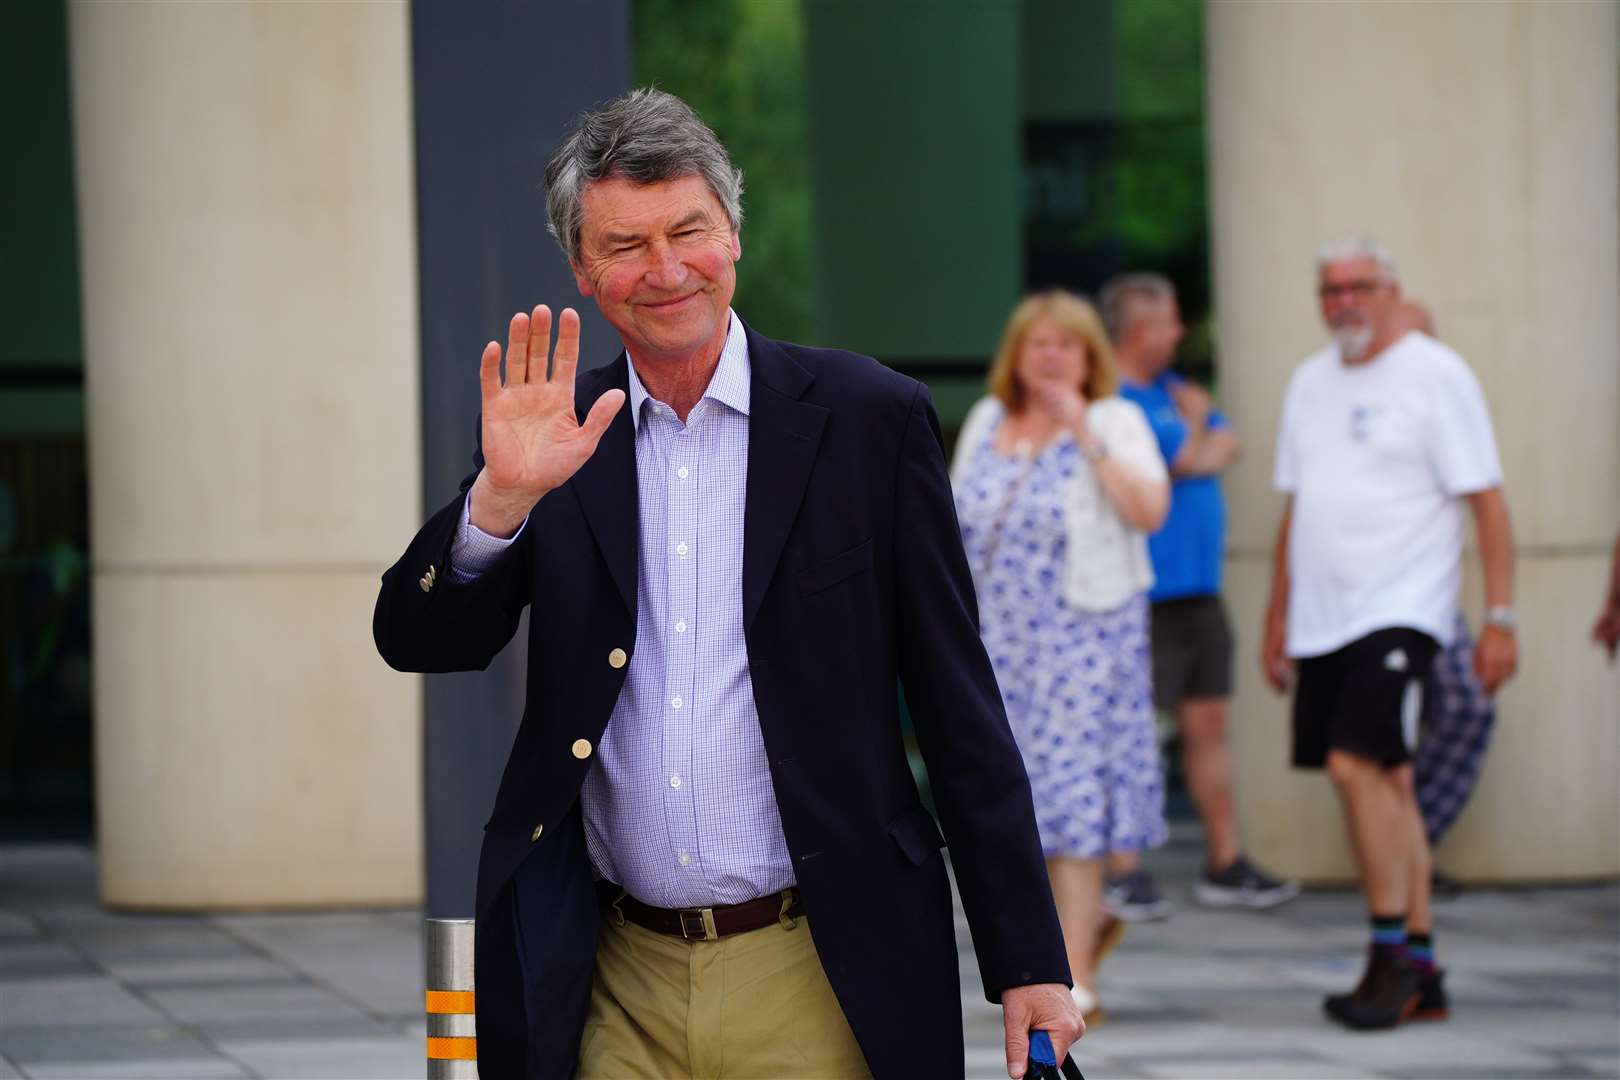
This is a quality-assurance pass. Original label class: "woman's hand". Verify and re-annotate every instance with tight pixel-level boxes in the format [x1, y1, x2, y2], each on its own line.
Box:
[1027, 378, 1090, 438]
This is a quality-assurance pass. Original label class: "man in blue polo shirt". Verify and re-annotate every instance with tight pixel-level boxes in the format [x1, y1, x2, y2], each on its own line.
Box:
[1101, 273, 1298, 920]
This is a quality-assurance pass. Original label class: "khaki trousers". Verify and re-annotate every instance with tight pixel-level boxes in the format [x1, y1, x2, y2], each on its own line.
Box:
[578, 911, 872, 1079]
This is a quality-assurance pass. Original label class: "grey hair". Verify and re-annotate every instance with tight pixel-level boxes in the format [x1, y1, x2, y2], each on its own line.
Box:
[544, 88, 744, 265]
[1098, 272, 1176, 344]
[1315, 235, 1398, 281]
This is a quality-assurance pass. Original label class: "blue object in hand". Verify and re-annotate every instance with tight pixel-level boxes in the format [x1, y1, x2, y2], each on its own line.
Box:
[1026, 1028, 1085, 1080]
[1029, 1030, 1058, 1068]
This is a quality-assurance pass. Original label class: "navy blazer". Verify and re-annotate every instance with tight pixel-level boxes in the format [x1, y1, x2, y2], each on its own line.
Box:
[374, 325, 1069, 1078]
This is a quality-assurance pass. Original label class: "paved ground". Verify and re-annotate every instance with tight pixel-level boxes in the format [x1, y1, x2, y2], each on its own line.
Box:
[2, 831, 1616, 1079]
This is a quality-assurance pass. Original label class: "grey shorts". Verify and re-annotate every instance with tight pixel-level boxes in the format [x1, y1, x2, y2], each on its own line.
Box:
[1149, 595, 1234, 708]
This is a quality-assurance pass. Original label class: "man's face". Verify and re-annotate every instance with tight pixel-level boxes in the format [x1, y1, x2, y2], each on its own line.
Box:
[1130, 295, 1185, 374]
[571, 173, 741, 361]
[1317, 255, 1399, 359]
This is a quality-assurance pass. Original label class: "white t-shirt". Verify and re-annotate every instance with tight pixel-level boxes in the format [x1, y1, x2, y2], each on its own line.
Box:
[1273, 331, 1502, 657]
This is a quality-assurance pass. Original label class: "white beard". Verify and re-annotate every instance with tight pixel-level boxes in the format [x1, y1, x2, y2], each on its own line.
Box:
[1333, 323, 1375, 360]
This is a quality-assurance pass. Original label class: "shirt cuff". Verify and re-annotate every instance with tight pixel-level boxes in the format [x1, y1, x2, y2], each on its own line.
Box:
[451, 493, 527, 582]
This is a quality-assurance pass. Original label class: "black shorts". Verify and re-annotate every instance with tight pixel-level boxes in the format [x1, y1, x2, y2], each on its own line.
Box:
[1292, 627, 1440, 769]
[1149, 595, 1234, 708]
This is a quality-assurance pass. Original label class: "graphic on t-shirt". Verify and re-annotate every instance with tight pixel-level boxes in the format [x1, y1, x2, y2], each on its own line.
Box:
[1350, 404, 1377, 442]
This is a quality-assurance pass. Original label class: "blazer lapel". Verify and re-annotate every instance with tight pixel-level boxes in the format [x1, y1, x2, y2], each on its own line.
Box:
[743, 327, 829, 630]
[571, 355, 638, 618]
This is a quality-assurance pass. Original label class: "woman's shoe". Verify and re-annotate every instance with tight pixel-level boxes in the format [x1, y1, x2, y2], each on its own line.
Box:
[1071, 982, 1105, 1028]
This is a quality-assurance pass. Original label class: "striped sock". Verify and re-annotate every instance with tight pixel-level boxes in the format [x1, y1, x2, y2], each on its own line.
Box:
[1370, 913, 1407, 951]
[1407, 931, 1437, 974]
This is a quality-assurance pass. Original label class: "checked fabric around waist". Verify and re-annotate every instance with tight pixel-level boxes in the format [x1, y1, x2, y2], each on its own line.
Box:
[595, 881, 803, 941]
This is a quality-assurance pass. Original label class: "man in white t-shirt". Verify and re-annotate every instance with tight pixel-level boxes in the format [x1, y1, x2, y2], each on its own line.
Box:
[1260, 237, 1518, 1032]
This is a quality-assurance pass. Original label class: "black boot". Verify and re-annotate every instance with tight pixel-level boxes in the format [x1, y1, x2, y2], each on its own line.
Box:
[1323, 945, 1422, 1030]
[1411, 968, 1449, 1022]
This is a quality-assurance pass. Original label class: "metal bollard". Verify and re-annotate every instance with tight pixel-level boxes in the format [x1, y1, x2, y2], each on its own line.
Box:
[425, 918, 477, 1078]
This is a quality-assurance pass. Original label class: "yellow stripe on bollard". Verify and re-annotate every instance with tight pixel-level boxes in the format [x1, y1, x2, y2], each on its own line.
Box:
[427, 1036, 478, 1061]
[425, 989, 476, 1014]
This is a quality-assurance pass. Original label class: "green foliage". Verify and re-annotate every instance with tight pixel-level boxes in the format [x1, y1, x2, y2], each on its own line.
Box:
[1113, 0, 1213, 375]
[633, 0, 814, 343]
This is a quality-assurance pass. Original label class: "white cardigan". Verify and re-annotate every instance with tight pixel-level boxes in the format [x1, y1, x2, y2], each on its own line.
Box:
[951, 395, 1166, 613]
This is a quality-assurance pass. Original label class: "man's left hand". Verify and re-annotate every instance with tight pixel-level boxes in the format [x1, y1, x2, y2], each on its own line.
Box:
[1474, 624, 1518, 695]
[1001, 983, 1083, 1079]
[1169, 379, 1214, 427]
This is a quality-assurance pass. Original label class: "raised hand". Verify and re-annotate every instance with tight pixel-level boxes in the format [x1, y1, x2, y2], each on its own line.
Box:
[1169, 378, 1214, 427]
[1027, 377, 1088, 431]
[469, 305, 625, 537]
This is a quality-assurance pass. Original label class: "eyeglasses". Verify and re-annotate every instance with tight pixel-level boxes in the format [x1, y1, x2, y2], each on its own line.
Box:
[1318, 280, 1387, 301]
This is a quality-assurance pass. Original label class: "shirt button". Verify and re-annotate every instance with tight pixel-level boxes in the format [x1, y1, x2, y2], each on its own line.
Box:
[678, 852, 691, 866]
[677, 466, 689, 479]
[676, 542, 689, 557]
[670, 775, 682, 789]
[608, 647, 628, 669]
[531, 824, 543, 842]
[571, 738, 592, 760]
[671, 696, 683, 710]
[675, 620, 687, 634]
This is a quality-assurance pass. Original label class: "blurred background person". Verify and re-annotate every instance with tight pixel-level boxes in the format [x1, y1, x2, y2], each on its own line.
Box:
[951, 290, 1170, 1023]
[1593, 531, 1620, 662]
[1387, 300, 1502, 898]
[1262, 237, 1517, 1031]
[1101, 272, 1299, 922]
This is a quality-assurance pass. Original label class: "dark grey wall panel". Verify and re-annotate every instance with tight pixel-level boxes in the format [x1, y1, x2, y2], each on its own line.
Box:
[411, 0, 630, 918]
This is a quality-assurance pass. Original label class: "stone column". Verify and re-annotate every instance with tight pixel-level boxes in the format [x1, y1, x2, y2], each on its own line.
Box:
[1206, 0, 1619, 881]
[69, 2, 424, 907]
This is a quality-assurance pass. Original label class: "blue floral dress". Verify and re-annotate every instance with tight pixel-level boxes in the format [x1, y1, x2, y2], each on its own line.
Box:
[954, 420, 1167, 859]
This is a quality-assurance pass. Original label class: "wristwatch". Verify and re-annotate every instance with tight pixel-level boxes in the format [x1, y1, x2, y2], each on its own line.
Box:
[1485, 605, 1517, 632]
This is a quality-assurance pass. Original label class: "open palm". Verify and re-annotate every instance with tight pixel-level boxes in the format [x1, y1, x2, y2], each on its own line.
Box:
[474, 305, 623, 530]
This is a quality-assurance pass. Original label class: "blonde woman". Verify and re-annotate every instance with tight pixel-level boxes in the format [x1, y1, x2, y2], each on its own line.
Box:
[951, 290, 1170, 1020]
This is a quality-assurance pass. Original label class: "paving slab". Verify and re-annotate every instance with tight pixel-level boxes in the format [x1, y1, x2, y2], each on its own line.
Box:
[217, 912, 424, 1016]
[188, 1016, 408, 1043]
[1141, 1056, 1379, 1079]
[0, 976, 167, 1031]
[21, 1058, 249, 1079]
[215, 1035, 423, 1079]
[102, 954, 296, 986]
[140, 983, 372, 1027]
[0, 943, 94, 979]
[1564, 1050, 1620, 1077]
[0, 1024, 210, 1065]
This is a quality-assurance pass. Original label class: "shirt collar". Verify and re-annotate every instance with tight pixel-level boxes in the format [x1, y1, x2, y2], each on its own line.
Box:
[624, 309, 751, 431]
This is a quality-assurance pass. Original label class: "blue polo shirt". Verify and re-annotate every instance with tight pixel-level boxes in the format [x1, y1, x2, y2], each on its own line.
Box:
[1118, 373, 1228, 602]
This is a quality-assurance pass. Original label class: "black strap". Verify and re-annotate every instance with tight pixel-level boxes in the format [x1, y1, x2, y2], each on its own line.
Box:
[1028, 1054, 1086, 1080]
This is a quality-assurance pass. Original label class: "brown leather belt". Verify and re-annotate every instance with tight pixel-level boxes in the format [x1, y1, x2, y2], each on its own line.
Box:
[596, 881, 802, 941]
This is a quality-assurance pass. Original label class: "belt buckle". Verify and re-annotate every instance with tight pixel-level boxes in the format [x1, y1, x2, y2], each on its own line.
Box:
[679, 907, 718, 941]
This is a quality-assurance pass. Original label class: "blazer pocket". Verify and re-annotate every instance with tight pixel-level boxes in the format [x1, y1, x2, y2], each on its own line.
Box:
[797, 538, 875, 596]
[884, 803, 947, 866]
